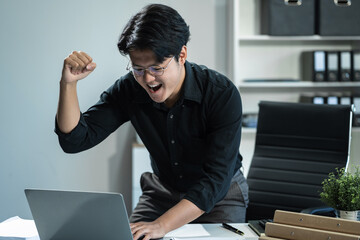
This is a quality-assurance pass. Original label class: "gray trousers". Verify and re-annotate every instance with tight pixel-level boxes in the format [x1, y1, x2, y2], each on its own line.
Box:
[130, 169, 249, 223]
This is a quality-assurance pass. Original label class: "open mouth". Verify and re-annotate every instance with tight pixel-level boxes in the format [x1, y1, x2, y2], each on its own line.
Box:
[147, 84, 162, 92]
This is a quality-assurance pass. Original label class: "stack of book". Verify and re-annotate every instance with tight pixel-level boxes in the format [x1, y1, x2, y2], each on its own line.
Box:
[259, 210, 360, 240]
[301, 51, 360, 82]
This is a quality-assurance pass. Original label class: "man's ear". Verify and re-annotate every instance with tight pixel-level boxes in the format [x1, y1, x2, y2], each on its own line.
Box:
[178, 45, 187, 65]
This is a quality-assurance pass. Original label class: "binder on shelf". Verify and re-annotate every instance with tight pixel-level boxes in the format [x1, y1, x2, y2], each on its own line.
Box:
[265, 222, 360, 240]
[313, 96, 326, 104]
[340, 51, 352, 81]
[327, 95, 339, 105]
[340, 92, 352, 106]
[273, 210, 360, 235]
[353, 50, 360, 82]
[301, 51, 326, 82]
[314, 51, 327, 82]
[327, 92, 342, 105]
[340, 95, 352, 105]
[327, 51, 339, 82]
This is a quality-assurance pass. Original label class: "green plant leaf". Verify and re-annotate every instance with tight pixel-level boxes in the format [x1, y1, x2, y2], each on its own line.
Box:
[320, 167, 360, 211]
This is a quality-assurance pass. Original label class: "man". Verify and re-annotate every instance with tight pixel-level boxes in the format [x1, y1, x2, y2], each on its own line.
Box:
[55, 4, 248, 240]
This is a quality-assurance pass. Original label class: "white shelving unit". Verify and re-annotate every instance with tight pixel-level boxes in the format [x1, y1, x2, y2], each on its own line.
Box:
[228, 0, 360, 170]
[228, 0, 360, 111]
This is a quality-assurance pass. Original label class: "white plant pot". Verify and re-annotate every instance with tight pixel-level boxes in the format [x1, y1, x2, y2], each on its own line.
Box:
[339, 210, 360, 221]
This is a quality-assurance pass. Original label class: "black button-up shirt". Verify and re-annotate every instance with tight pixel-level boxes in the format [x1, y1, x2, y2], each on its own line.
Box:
[55, 61, 243, 213]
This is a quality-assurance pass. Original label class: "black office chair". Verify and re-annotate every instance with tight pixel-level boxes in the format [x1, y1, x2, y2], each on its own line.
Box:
[246, 101, 353, 221]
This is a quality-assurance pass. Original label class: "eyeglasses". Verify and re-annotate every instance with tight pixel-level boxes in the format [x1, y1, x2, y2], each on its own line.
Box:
[126, 56, 175, 77]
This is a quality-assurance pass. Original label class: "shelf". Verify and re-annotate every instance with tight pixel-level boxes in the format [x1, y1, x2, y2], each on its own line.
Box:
[238, 35, 360, 42]
[239, 82, 360, 89]
[230, 0, 360, 164]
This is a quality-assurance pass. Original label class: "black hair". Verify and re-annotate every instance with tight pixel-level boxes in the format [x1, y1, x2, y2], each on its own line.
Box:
[117, 4, 190, 63]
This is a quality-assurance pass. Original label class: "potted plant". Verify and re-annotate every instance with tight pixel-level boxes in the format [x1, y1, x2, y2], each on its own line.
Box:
[320, 167, 360, 221]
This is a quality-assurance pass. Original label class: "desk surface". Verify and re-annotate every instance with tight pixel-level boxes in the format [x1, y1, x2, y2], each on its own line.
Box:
[163, 223, 259, 240]
[0, 219, 259, 240]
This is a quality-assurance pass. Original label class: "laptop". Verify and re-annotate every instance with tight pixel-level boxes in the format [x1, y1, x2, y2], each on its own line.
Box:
[25, 189, 134, 240]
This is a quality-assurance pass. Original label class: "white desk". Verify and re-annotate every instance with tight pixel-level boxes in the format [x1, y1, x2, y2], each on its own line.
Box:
[163, 223, 259, 240]
[0, 219, 258, 240]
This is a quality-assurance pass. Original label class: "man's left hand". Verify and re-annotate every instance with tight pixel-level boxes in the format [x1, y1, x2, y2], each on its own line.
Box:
[130, 220, 166, 240]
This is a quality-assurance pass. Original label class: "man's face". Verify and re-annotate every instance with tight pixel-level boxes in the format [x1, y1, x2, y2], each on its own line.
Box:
[129, 48, 186, 107]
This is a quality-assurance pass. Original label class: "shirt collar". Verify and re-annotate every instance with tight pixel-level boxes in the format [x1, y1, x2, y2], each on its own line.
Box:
[182, 61, 202, 104]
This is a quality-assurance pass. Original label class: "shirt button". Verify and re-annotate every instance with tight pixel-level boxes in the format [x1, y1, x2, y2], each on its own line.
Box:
[171, 140, 175, 144]
[174, 162, 179, 166]
[179, 175, 183, 179]
[170, 114, 174, 119]
[182, 105, 185, 108]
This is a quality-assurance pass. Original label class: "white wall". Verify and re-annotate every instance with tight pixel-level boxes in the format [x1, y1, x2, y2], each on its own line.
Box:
[0, 0, 228, 220]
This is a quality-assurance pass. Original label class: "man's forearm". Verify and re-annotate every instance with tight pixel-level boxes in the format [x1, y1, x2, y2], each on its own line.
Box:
[56, 51, 96, 134]
[156, 199, 205, 233]
[56, 81, 80, 133]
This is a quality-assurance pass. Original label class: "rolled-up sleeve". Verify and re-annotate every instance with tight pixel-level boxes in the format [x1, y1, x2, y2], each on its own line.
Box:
[54, 79, 130, 153]
[54, 113, 90, 153]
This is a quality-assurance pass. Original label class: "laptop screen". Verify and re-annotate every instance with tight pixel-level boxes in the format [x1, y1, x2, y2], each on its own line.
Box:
[25, 189, 133, 240]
